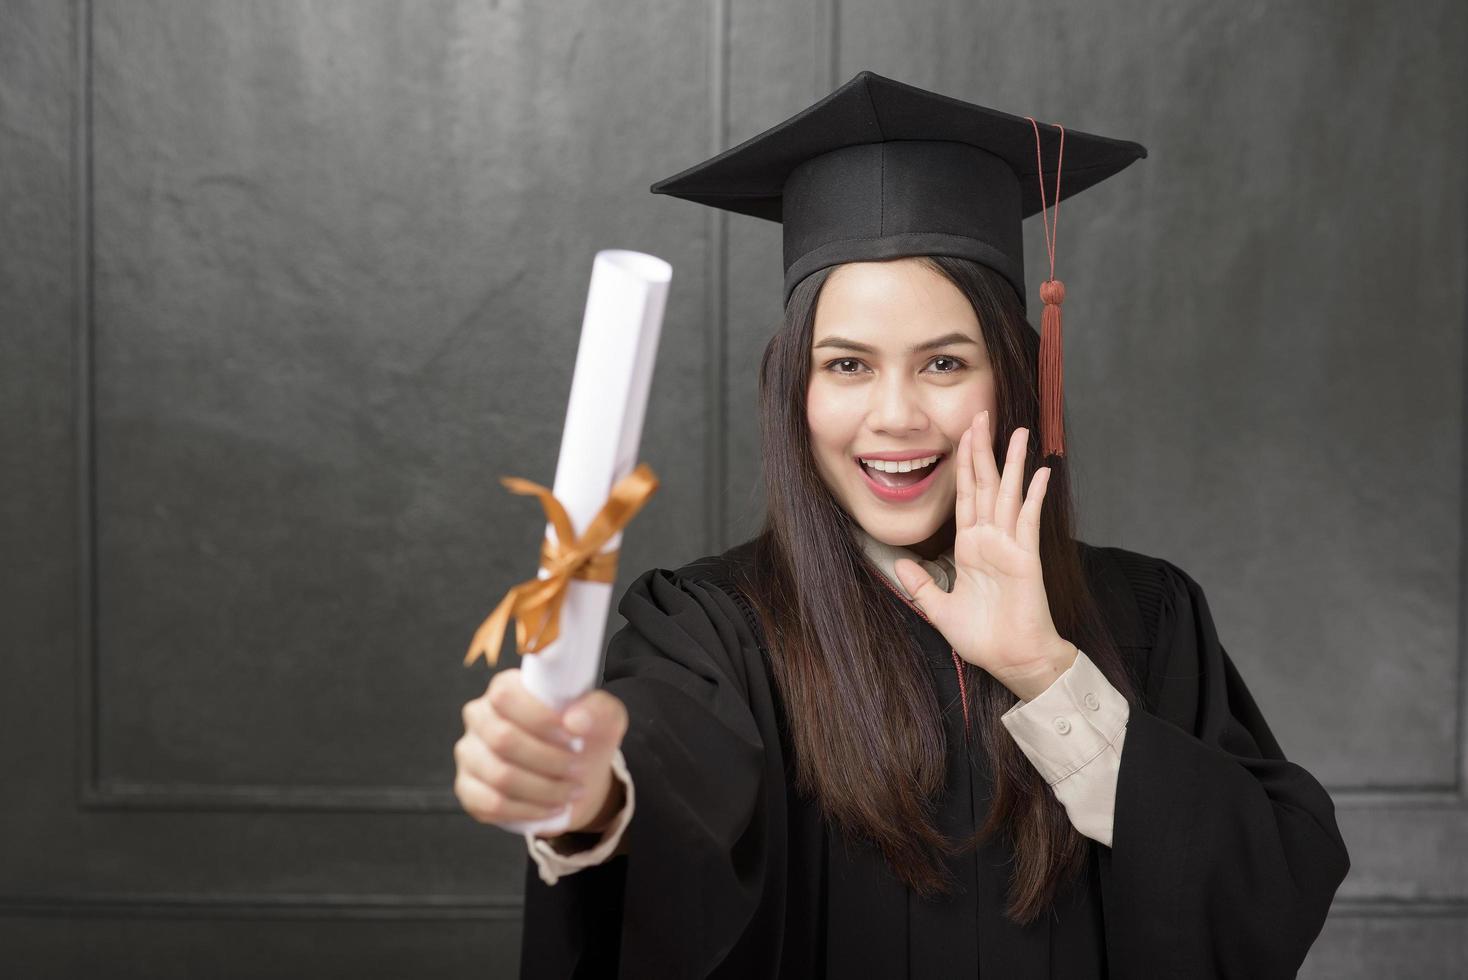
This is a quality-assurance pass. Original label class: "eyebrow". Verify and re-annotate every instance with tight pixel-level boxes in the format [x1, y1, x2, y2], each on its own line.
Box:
[812, 331, 979, 355]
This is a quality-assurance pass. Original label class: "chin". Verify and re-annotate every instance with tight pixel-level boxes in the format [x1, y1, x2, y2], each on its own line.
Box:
[854, 509, 947, 547]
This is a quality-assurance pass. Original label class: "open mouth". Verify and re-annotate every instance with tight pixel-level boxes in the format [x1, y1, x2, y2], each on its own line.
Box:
[853, 453, 947, 499]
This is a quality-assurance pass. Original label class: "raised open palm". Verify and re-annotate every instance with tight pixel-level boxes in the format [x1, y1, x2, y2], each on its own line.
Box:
[892, 410, 1077, 702]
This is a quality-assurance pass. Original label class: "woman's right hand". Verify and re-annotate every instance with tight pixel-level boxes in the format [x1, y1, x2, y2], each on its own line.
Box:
[454, 667, 628, 835]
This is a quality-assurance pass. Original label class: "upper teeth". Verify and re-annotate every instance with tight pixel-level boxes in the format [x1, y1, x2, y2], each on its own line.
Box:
[861, 454, 940, 473]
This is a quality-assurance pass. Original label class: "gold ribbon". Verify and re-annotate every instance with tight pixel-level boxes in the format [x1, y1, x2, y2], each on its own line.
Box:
[463, 462, 660, 669]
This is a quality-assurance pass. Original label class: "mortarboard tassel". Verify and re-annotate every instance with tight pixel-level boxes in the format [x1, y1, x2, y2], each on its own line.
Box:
[1038, 279, 1065, 459]
[1026, 117, 1067, 459]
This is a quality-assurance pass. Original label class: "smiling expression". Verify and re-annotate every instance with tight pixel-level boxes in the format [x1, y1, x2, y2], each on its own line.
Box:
[806, 258, 997, 554]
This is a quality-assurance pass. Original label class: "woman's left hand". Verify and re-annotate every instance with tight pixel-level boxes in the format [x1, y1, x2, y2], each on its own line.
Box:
[893, 410, 1078, 702]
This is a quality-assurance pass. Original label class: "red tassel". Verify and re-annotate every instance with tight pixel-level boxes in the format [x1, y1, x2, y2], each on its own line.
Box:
[1038, 278, 1066, 459]
[1026, 115, 1068, 461]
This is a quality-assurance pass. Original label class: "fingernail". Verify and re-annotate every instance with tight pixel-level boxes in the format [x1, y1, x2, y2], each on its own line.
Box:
[568, 735, 585, 753]
[564, 708, 591, 733]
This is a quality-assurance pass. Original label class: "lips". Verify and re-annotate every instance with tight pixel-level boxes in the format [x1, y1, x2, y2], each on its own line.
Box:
[853, 453, 947, 502]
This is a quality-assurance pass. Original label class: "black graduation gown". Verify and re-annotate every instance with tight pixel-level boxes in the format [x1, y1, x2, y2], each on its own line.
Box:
[518, 539, 1351, 979]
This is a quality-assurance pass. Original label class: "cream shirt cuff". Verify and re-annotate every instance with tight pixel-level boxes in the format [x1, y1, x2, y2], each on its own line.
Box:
[524, 746, 635, 886]
[999, 648, 1128, 847]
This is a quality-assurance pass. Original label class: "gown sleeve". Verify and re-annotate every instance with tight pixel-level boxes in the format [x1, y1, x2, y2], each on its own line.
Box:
[517, 564, 779, 980]
[1097, 556, 1351, 979]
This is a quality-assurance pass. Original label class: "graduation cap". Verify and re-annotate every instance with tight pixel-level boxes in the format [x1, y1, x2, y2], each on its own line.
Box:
[649, 69, 1148, 459]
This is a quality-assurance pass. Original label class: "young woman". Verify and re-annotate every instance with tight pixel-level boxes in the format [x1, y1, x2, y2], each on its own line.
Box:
[455, 72, 1351, 977]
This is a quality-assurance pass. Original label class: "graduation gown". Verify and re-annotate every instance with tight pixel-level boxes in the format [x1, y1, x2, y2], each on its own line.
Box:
[518, 538, 1351, 978]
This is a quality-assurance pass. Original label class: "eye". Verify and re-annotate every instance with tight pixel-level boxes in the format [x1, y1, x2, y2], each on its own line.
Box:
[820, 354, 969, 376]
[927, 355, 968, 374]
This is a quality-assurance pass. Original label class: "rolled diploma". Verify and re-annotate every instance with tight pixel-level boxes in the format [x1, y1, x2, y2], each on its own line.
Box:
[501, 248, 671, 837]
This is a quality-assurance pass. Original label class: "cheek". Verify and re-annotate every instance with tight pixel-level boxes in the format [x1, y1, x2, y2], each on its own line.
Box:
[805, 385, 852, 452]
[938, 387, 997, 442]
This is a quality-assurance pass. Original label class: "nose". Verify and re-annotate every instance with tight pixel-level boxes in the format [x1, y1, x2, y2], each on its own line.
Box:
[868, 372, 928, 434]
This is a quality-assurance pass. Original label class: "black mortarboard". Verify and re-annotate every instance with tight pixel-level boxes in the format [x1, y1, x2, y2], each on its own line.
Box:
[649, 70, 1148, 458]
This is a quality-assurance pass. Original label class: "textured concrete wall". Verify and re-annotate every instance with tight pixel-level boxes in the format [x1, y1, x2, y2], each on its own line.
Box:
[0, 0, 1462, 974]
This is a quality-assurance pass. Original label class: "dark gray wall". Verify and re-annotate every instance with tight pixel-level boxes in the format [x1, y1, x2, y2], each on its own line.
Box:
[1, 0, 1462, 976]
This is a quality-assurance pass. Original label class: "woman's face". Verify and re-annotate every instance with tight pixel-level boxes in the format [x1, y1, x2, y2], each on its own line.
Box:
[806, 258, 997, 553]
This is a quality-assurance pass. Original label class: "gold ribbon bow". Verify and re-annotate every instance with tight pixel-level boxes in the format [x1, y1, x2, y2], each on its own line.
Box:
[463, 462, 660, 669]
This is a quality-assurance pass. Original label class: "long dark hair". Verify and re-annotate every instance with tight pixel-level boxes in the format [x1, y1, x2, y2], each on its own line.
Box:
[732, 255, 1141, 925]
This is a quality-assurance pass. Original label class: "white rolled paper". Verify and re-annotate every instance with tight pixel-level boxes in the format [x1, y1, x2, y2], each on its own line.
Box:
[501, 248, 671, 837]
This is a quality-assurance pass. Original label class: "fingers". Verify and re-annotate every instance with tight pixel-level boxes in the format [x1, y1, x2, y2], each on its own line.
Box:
[455, 667, 600, 826]
[561, 689, 630, 751]
[484, 668, 580, 752]
[972, 410, 1000, 527]
[894, 558, 947, 626]
[955, 426, 976, 529]
[464, 693, 582, 781]
[454, 769, 570, 824]
[894, 557, 934, 600]
[993, 426, 1029, 535]
[1016, 466, 1050, 554]
[455, 728, 581, 808]
[455, 670, 632, 832]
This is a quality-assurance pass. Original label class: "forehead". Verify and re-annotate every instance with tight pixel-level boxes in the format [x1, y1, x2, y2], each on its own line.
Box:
[813, 259, 979, 343]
